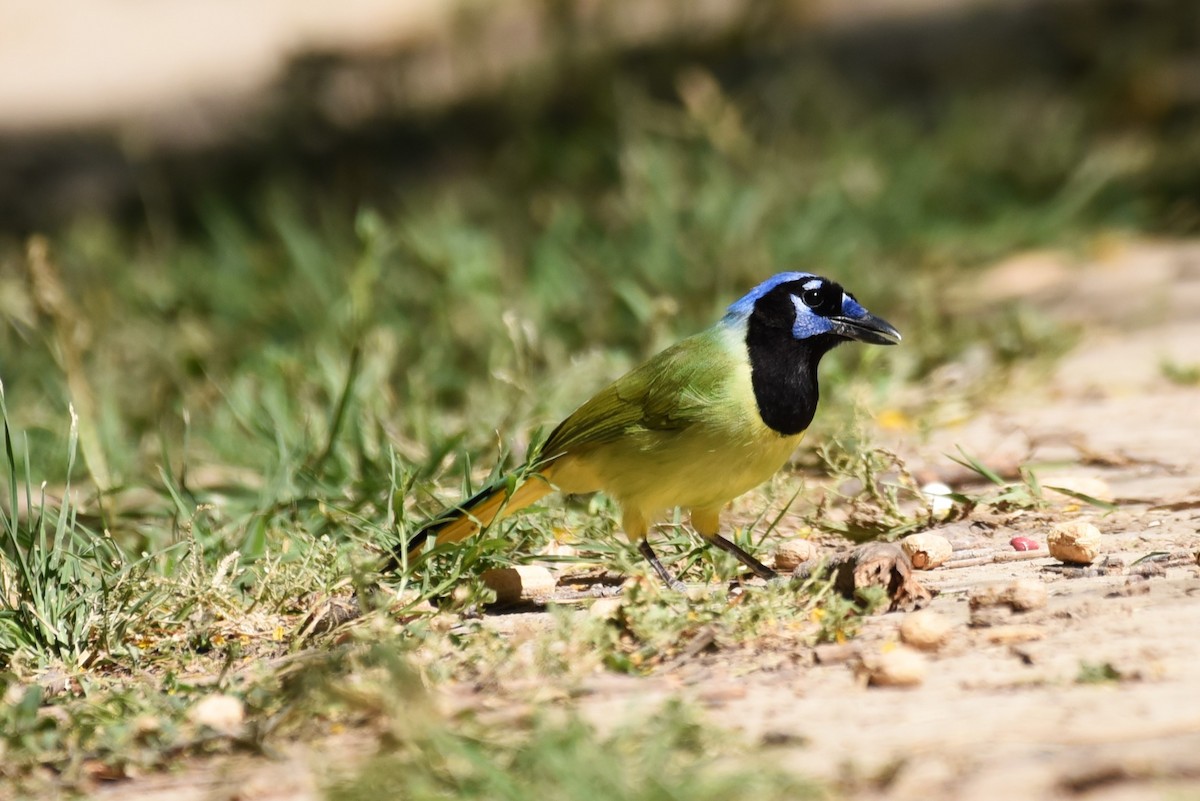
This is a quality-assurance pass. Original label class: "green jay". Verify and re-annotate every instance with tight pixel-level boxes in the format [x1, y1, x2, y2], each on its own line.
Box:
[401, 272, 900, 587]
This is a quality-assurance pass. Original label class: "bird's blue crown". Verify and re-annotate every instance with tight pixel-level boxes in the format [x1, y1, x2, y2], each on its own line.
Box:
[722, 271, 876, 341]
[723, 272, 818, 320]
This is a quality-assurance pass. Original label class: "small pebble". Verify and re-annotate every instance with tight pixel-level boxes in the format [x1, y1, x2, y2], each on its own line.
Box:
[813, 642, 862, 666]
[481, 566, 557, 604]
[899, 609, 953, 651]
[535, 541, 591, 574]
[588, 597, 623, 621]
[1129, 561, 1165, 579]
[772, 539, 818, 571]
[1010, 536, 1040, 552]
[1108, 579, 1151, 597]
[538, 541, 577, 558]
[188, 694, 244, 737]
[900, 532, 953, 570]
[859, 646, 927, 687]
[1047, 521, 1102, 565]
[969, 579, 1047, 626]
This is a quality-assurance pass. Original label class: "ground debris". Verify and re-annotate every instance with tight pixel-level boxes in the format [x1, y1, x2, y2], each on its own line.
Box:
[188, 694, 245, 737]
[974, 624, 1045, 645]
[969, 579, 1047, 626]
[856, 645, 927, 687]
[1010, 536, 1040, 552]
[1128, 549, 1199, 569]
[812, 642, 863, 666]
[587, 597, 623, 620]
[899, 609, 953, 651]
[820, 542, 933, 612]
[772, 538, 819, 570]
[900, 532, 953, 570]
[1048, 520, 1102, 564]
[1106, 578, 1153, 597]
[943, 549, 1045, 569]
[297, 594, 361, 638]
[482, 565, 557, 604]
[1044, 553, 1128, 579]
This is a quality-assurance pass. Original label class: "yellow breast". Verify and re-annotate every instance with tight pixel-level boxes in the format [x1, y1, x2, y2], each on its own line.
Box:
[549, 350, 804, 519]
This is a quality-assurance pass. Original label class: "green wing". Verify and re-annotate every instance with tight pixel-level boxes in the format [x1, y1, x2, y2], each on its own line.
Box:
[540, 329, 734, 458]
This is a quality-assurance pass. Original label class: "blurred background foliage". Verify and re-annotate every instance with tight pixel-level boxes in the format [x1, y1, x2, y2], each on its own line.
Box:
[0, 0, 1196, 552]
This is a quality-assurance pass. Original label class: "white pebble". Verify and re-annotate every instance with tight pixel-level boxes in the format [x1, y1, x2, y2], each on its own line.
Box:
[921, 482, 955, 517]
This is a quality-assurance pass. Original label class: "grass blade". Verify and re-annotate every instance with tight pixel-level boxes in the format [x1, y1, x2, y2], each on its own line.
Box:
[1043, 485, 1118, 511]
[947, 447, 1007, 486]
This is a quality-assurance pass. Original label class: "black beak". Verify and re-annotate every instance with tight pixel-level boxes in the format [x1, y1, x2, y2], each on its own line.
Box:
[830, 312, 902, 346]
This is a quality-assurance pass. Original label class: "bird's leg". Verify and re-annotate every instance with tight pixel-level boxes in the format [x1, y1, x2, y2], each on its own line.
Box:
[691, 508, 778, 581]
[707, 535, 777, 580]
[624, 509, 685, 590]
[637, 539, 685, 591]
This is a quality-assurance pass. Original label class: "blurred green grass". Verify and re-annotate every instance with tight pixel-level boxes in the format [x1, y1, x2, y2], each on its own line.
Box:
[2, 47, 1195, 584]
[5, 67, 1186, 484]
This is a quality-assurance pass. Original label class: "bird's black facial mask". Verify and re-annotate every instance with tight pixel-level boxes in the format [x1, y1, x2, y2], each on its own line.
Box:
[792, 278, 846, 322]
[743, 275, 900, 436]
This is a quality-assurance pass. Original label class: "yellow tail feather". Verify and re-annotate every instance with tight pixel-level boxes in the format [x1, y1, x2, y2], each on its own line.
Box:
[409, 467, 557, 554]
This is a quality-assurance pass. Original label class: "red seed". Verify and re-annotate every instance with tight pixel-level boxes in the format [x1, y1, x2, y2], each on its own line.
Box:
[1010, 536, 1040, 552]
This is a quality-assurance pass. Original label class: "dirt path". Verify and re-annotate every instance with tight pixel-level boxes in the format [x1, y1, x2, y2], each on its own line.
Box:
[94, 240, 1200, 801]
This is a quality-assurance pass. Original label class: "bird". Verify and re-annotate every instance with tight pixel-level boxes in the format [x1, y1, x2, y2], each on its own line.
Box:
[396, 272, 900, 587]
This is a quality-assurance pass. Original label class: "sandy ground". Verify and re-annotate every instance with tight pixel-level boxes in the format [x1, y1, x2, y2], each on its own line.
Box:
[93, 240, 1200, 800]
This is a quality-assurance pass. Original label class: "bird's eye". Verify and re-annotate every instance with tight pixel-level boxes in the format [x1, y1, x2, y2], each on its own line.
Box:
[801, 288, 823, 308]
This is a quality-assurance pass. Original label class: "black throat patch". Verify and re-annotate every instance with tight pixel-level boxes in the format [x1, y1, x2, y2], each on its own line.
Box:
[745, 283, 841, 436]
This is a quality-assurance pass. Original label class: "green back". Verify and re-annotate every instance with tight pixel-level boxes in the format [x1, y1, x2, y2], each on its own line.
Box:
[539, 327, 736, 459]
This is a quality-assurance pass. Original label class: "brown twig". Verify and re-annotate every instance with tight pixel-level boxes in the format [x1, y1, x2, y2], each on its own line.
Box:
[943, 550, 1045, 569]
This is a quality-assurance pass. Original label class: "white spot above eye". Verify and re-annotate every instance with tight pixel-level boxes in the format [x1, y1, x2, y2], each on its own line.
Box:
[802, 279, 823, 291]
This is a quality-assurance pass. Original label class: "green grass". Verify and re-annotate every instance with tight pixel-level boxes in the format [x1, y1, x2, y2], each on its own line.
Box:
[1, 18, 1198, 794]
[0, 386, 156, 668]
[328, 697, 821, 801]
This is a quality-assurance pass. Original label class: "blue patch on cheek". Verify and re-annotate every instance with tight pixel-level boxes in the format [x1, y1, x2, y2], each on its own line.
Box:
[790, 296, 834, 340]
